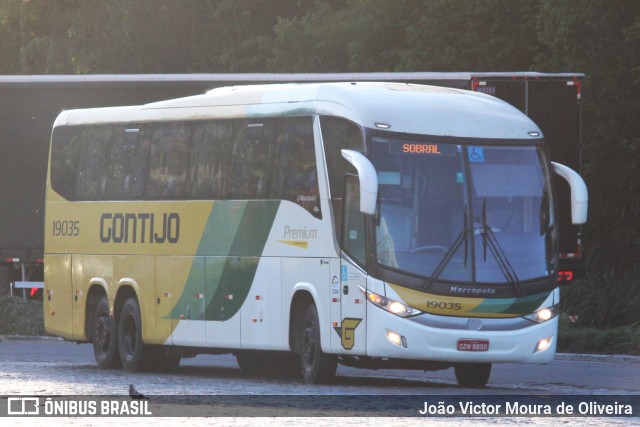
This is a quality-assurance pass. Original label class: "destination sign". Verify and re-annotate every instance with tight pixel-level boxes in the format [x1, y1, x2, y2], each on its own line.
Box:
[389, 142, 455, 156]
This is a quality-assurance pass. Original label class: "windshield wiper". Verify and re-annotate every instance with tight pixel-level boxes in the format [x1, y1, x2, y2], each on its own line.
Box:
[481, 199, 522, 296]
[424, 206, 469, 290]
[539, 190, 553, 236]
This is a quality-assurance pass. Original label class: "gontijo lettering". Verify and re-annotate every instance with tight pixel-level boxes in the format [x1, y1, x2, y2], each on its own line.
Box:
[100, 212, 180, 244]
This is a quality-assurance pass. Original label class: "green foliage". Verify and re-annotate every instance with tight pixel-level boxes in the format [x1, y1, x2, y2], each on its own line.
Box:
[561, 271, 640, 327]
[0, 0, 638, 327]
[0, 295, 45, 336]
[557, 317, 640, 355]
[534, 1, 640, 327]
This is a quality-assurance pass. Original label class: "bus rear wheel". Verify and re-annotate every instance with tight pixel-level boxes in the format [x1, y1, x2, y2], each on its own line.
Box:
[92, 295, 120, 369]
[299, 304, 337, 384]
[454, 363, 492, 387]
[118, 296, 152, 372]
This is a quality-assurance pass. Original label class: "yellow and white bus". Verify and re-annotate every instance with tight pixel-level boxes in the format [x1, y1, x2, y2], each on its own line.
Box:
[45, 82, 587, 386]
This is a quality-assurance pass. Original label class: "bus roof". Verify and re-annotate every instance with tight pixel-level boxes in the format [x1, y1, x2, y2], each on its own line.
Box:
[56, 81, 542, 140]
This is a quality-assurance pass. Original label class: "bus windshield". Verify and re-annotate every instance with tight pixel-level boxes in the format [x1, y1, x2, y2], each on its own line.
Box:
[369, 136, 555, 285]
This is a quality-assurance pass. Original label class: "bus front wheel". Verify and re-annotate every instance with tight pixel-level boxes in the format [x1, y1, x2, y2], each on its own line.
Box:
[454, 363, 492, 387]
[93, 295, 120, 369]
[299, 304, 337, 384]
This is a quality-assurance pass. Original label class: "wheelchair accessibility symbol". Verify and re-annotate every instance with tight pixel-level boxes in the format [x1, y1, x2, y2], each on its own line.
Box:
[468, 146, 485, 162]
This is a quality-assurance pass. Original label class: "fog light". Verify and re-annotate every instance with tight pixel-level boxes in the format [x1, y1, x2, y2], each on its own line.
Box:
[535, 336, 553, 353]
[386, 330, 407, 348]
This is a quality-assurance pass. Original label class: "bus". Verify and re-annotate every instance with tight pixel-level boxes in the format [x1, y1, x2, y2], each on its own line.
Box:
[1, 72, 584, 299]
[44, 82, 587, 387]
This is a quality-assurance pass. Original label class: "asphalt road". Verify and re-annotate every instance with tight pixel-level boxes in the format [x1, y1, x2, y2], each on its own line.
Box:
[0, 338, 638, 394]
[0, 338, 638, 425]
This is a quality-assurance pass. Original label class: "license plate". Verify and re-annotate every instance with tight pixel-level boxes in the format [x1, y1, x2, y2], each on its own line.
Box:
[457, 339, 489, 352]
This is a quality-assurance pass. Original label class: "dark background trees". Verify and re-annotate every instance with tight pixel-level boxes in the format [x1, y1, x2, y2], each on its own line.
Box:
[1, 0, 638, 325]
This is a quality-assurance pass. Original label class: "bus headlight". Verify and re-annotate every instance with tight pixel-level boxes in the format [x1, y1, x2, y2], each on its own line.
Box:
[524, 306, 558, 324]
[366, 290, 422, 318]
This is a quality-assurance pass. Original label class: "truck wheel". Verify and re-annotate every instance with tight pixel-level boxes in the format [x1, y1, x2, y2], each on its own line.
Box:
[118, 296, 150, 372]
[93, 295, 120, 368]
[454, 363, 492, 387]
[299, 304, 337, 384]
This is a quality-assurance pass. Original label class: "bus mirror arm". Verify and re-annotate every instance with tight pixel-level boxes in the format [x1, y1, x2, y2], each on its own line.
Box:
[551, 162, 588, 224]
[341, 149, 379, 215]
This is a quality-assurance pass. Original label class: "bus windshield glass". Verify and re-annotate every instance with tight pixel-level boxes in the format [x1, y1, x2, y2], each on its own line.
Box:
[369, 136, 555, 285]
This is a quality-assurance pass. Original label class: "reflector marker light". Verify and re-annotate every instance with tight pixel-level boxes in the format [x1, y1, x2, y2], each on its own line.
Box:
[557, 271, 574, 282]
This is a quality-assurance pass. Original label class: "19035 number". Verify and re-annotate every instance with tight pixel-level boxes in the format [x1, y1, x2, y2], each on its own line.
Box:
[425, 300, 462, 310]
[52, 220, 80, 237]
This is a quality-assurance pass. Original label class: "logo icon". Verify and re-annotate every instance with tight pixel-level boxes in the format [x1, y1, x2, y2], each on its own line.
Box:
[7, 397, 40, 415]
[333, 318, 362, 350]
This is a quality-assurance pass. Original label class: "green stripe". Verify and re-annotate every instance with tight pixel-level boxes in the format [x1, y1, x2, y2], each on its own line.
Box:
[205, 200, 280, 320]
[470, 291, 550, 315]
[168, 200, 281, 321]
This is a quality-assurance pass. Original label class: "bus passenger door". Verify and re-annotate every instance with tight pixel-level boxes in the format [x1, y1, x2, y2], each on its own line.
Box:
[331, 258, 367, 355]
[332, 175, 368, 354]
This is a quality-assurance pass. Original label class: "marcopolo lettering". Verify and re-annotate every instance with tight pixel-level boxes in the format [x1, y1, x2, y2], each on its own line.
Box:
[100, 213, 180, 244]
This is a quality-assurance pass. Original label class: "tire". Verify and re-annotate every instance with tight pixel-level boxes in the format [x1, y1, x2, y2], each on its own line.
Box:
[299, 304, 337, 384]
[118, 296, 152, 372]
[92, 295, 120, 369]
[454, 363, 492, 387]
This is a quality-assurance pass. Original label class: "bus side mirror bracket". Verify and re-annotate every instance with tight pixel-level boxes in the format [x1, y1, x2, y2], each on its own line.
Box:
[341, 149, 378, 215]
[552, 161, 588, 224]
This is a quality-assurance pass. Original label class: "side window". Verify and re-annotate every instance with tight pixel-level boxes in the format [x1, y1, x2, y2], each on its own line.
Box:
[342, 175, 366, 266]
[104, 127, 149, 200]
[188, 121, 233, 199]
[146, 123, 190, 199]
[319, 116, 363, 199]
[229, 122, 274, 198]
[272, 117, 321, 218]
[75, 126, 113, 200]
[50, 126, 83, 200]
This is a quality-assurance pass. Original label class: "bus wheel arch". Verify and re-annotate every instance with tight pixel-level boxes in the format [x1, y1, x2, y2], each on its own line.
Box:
[289, 289, 315, 353]
[289, 289, 337, 383]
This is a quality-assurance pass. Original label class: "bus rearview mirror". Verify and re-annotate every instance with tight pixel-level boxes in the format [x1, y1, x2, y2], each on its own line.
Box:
[341, 149, 378, 215]
[552, 161, 588, 224]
